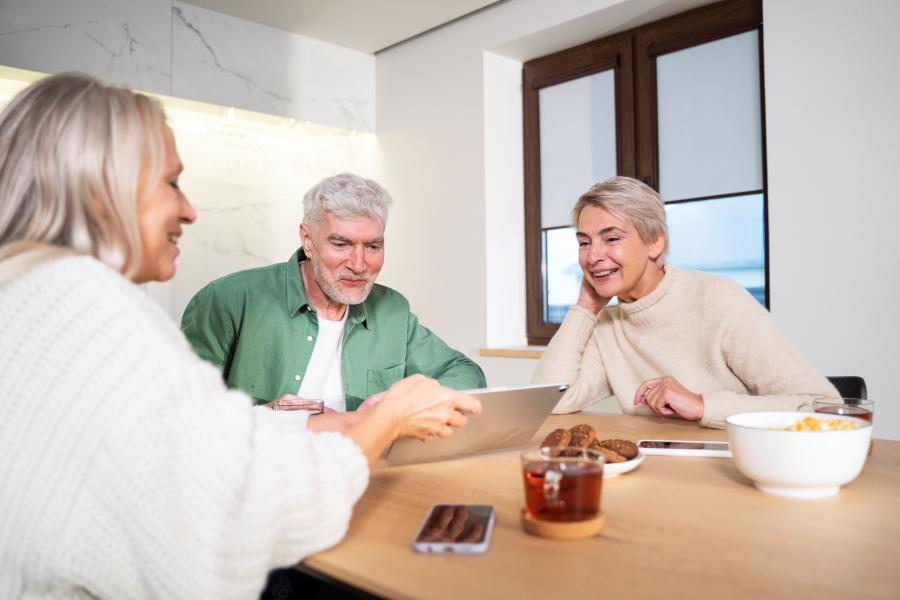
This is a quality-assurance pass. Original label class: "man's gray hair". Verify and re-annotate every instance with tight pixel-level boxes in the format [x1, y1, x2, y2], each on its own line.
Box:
[302, 173, 393, 229]
[572, 176, 669, 267]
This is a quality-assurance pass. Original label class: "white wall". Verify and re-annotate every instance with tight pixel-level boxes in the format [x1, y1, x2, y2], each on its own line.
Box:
[374, 0, 639, 364]
[763, 0, 900, 439]
[373, 0, 723, 384]
[376, 0, 900, 439]
[483, 51, 527, 347]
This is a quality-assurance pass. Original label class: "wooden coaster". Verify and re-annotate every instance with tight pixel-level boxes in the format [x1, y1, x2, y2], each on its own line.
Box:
[521, 510, 605, 540]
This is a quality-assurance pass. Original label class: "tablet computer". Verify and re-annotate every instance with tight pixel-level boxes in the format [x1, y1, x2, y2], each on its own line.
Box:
[383, 383, 568, 466]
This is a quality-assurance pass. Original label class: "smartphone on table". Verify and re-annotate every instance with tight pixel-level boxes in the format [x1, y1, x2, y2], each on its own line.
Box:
[637, 440, 732, 457]
[412, 504, 495, 554]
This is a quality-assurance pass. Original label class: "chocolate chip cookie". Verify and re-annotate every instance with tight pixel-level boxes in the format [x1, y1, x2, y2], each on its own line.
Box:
[600, 438, 639, 459]
[540, 428, 571, 448]
[595, 445, 627, 463]
[567, 424, 596, 448]
[558, 447, 588, 458]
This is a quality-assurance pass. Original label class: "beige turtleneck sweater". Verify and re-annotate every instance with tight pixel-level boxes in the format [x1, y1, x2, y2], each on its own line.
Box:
[532, 266, 837, 428]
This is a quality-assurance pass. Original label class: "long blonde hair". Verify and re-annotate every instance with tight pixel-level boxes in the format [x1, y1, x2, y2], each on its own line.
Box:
[0, 72, 167, 283]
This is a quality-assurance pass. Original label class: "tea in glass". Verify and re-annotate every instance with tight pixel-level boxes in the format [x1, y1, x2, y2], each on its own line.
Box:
[521, 447, 604, 522]
[814, 398, 873, 423]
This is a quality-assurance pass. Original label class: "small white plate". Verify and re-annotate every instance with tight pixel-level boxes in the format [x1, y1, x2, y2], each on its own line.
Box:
[603, 450, 645, 478]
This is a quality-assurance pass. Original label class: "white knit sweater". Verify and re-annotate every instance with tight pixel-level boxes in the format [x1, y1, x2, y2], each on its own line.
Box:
[533, 266, 837, 428]
[0, 256, 369, 599]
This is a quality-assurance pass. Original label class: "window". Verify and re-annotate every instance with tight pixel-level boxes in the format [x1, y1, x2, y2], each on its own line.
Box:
[523, 0, 766, 344]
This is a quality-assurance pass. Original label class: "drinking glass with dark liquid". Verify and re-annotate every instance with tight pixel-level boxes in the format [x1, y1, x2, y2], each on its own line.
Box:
[521, 447, 605, 522]
[813, 398, 874, 422]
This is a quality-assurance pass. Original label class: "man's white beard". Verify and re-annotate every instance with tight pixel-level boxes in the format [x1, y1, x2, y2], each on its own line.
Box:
[311, 256, 375, 306]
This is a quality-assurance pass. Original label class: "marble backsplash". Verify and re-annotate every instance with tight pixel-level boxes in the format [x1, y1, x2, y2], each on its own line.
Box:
[0, 67, 380, 322]
[152, 96, 380, 321]
[0, 0, 375, 132]
[0, 0, 171, 94]
[172, 2, 374, 132]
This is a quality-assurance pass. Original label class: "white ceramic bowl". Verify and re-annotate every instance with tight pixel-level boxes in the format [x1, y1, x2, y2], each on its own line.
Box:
[726, 411, 872, 499]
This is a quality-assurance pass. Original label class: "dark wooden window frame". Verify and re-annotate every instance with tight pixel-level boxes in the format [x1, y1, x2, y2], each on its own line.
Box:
[523, 0, 764, 345]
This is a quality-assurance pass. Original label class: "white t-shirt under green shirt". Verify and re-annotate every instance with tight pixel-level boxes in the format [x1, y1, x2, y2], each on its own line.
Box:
[298, 309, 348, 412]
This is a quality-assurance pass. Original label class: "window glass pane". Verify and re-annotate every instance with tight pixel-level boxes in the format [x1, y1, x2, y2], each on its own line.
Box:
[543, 194, 765, 324]
[656, 30, 762, 200]
[539, 70, 617, 229]
[543, 227, 579, 323]
[665, 194, 765, 304]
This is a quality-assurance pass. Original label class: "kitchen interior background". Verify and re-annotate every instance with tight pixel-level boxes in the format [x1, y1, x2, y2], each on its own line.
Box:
[1, 0, 898, 438]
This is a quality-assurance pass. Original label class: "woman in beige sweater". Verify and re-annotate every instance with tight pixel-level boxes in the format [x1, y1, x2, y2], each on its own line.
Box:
[532, 177, 836, 428]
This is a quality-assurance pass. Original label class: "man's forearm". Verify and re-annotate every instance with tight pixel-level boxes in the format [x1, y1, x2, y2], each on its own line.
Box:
[434, 358, 486, 390]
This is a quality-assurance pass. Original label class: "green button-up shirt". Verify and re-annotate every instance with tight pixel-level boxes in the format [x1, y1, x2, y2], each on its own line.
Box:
[180, 250, 486, 409]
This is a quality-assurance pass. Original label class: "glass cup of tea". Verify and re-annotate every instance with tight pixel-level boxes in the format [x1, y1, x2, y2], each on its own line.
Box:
[811, 397, 874, 422]
[521, 446, 605, 523]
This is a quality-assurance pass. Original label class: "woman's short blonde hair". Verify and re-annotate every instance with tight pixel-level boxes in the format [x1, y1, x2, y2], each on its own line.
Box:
[572, 176, 669, 267]
[0, 72, 167, 279]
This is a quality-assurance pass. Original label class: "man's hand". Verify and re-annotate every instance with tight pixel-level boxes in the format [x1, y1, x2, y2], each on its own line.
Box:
[633, 376, 704, 421]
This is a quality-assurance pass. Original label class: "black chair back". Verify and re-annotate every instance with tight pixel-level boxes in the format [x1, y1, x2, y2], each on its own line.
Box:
[826, 376, 867, 400]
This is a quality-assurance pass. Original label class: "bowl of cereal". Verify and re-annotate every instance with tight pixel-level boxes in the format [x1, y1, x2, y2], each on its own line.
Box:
[725, 411, 872, 499]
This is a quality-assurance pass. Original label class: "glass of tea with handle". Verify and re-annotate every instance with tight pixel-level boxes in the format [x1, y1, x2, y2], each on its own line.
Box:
[810, 397, 874, 422]
[520, 446, 605, 538]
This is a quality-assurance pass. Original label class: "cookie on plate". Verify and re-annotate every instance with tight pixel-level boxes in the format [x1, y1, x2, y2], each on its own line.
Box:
[594, 444, 627, 463]
[600, 438, 639, 459]
[567, 424, 596, 448]
[541, 428, 571, 448]
[558, 447, 588, 458]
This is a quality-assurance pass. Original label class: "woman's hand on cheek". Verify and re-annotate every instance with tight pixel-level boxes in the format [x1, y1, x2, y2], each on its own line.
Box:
[575, 276, 611, 314]
[634, 376, 704, 421]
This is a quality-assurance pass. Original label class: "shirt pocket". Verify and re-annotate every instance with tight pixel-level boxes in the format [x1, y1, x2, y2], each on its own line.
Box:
[367, 364, 405, 396]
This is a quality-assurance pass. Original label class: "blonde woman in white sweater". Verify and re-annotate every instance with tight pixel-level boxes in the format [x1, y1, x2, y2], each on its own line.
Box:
[532, 176, 836, 428]
[0, 73, 480, 599]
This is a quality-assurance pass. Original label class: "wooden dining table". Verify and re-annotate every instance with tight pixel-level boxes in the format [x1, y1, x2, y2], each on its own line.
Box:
[299, 413, 900, 599]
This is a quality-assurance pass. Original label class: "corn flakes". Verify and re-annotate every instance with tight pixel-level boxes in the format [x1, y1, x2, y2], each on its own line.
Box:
[774, 416, 857, 431]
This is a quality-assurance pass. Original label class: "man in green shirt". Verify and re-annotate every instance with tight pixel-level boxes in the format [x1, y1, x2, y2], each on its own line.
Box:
[181, 173, 486, 420]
